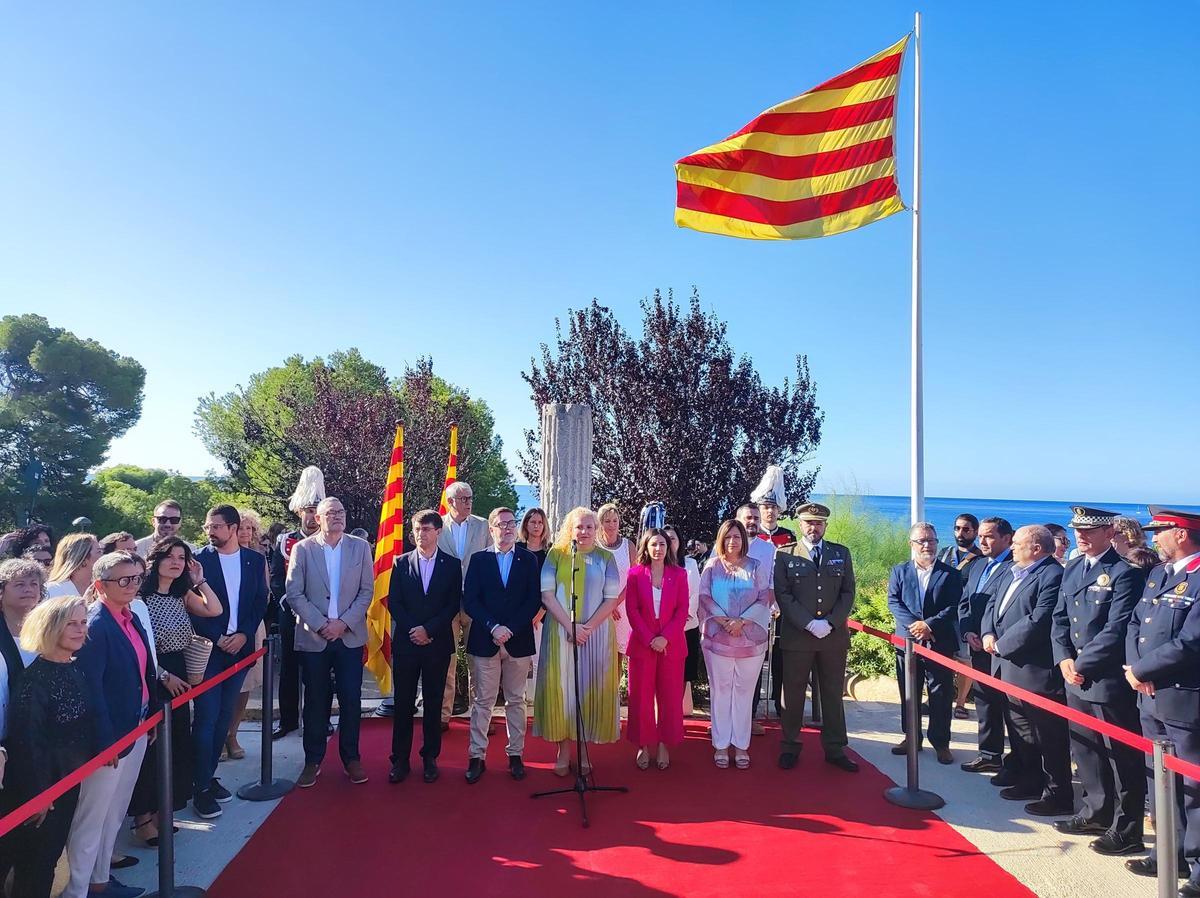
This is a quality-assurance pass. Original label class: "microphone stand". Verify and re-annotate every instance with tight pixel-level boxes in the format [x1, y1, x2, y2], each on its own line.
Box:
[533, 538, 627, 827]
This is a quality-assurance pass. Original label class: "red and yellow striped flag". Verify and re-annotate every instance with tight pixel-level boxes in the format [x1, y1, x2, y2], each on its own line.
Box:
[675, 35, 909, 240]
[365, 423, 403, 693]
[436, 423, 459, 516]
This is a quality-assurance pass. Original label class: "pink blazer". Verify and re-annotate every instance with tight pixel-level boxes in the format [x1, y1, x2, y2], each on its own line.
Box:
[625, 564, 690, 660]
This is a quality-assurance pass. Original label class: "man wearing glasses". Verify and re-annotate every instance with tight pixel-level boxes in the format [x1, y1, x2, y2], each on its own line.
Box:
[135, 499, 190, 557]
[886, 523, 963, 765]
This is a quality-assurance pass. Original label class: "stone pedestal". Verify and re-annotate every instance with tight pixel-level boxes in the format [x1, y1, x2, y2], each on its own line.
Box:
[538, 403, 593, 534]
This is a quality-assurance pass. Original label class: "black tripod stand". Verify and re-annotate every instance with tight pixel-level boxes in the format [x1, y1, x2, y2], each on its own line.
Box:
[533, 539, 627, 827]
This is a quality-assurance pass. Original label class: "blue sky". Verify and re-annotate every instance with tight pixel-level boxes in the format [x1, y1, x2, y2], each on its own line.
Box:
[3, 2, 1197, 503]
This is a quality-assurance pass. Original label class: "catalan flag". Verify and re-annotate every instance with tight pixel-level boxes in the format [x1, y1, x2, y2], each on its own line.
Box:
[365, 423, 403, 693]
[675, 35, 909, 240]
[436, 423, 459, 516]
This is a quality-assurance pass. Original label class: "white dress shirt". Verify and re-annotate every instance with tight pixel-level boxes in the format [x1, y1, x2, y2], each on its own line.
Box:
[322, 536, 344, 619]
[915, 562, 933, 595]
[1167, 552, 1200, 578]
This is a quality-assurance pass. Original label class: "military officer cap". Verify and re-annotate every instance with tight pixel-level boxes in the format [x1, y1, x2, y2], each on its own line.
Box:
[794, 502, 831, 522]
[1067, 505, 1118, 529]
[1143, 506, 1200, 532]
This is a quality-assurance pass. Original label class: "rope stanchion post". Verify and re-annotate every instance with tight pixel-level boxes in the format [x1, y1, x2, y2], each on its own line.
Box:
[237, 628, 294, 801]
[1154, 739, 1179, 898]
[146, 698, 206, 898]
[884, 637, 945, 811]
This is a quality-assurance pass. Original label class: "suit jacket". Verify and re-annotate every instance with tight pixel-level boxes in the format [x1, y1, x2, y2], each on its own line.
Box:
[438, 514, 493, 581]
[938, 544, 982, 581]
[1127, 558, 1200, 729]
[887, 560, 962, 653]
[774, 540, 856, 652]
[75, 602, 160, 757]
[959, 550, 1014, 639]
[625, 564, 690, 660]
[1051, 547, 1146, 702]
[191, 545, 269, 660]
[981, 556, 1065, 694]
[388, 548, 462, 659]
[462, 546, 542, 658]
[285, 533, 376, 651]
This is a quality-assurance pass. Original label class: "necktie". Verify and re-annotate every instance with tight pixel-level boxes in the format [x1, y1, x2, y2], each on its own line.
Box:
[811, 546, 821, 568]
[980, 559, 996, 587]
[1166, 563, 1175, 579]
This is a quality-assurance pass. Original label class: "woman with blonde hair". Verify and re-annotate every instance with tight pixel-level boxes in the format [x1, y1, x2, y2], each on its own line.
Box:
[534, 507, 622, 776]
[1112, 516, 1158, 569]
[224, 509, 270, 761]
[596, 503, 635, 657]
[45, 533, 102, 599]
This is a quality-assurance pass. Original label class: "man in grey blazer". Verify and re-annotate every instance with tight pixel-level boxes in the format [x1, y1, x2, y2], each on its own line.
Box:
[285, 497, 375, 788]
[436, 481, 493, 726]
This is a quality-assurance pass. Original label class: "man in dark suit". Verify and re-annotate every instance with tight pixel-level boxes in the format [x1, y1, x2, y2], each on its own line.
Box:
[958, 517, 1017, 774]
[887, 522, 963, 765]
[190, 505, 269, 820]
[461, 507, 542, 783]
[1123, 507, 1200, 889]
[982, 524, 1072, 817]
[1051, 506, 1147, 855]
[388, 509, 462, 784]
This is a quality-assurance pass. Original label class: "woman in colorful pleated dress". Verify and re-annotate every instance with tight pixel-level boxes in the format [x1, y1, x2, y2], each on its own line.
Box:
[533, 507, 622, 776]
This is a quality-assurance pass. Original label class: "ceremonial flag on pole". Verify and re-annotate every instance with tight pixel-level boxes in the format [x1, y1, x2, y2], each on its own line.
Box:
[675, 35, 909, 241]
[436, 423, 459, 516]
[365, 423, 403, 693]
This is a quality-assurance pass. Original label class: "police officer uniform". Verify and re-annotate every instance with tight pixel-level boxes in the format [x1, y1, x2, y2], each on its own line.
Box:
[1050, 506, 1147, 852]
[1124, 507, 1200, 889]
[775, 502, 857, 771]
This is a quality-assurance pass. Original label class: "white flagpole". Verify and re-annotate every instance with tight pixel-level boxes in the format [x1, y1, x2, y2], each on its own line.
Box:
[910, 11, 924, 526]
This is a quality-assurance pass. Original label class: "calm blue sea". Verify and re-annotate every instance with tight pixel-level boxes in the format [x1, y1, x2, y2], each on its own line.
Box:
[513, 485, 1199, 543]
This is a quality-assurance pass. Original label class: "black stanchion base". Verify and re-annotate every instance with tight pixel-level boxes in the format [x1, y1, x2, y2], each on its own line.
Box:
[237, 778, 294, 801]
[147, 888, 207, 897]
[884, 785, 945, 810]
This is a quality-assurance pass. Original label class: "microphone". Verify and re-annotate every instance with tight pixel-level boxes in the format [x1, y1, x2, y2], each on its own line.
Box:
[571, 539, 578, 553]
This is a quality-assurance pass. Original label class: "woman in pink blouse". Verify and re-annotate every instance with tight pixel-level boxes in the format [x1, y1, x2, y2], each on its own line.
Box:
[625, 528, 690, 770]
[699, 519, 773, 769]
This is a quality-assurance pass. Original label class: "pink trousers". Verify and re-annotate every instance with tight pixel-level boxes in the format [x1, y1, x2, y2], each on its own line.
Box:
[626, 649, 685, 746]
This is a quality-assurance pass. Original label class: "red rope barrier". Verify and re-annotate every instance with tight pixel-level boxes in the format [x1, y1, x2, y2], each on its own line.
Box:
[846, 618, 906, 648]
[0, 645, 267, 838]
[1164, 752, 1200, 782]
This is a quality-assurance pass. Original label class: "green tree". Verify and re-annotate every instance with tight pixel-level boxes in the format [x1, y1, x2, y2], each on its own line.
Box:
[195, 350, 516, 532]
[0, 314, 145, 531]
[88, 465, 254, 544]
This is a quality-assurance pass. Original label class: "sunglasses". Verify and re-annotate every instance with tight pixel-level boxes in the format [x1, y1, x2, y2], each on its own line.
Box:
[156, 515, 182, 525]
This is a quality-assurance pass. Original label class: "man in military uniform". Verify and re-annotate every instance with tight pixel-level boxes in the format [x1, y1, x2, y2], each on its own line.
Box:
[775, 502, 858, 772]
[1123, 507, 1200, 891]
[1050, 506, 1147, 855]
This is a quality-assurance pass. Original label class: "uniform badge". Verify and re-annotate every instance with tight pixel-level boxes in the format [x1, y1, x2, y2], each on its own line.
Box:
[1149, 582, 1156, 588]
[1096, 573, 1111, 587]
[1176, 582, 1188, 595]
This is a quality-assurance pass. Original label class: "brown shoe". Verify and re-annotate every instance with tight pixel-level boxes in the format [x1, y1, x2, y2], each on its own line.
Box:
[345, 760, 368, 784]
[750, 721, 766, 736]
[935, 746, 954, 765]
[297, 764, 321, 788]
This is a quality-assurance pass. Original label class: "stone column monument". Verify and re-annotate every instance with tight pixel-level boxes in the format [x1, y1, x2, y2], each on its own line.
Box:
[539, 402, 593, 534]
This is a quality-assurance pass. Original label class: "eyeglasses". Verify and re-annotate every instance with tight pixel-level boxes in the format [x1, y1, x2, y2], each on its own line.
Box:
[910, 538, 937, 546]
[492, 520, 517, 530]
[156, 516, 181, 525]
[451, 495, 474, 502]
[103, 573, 146, 588]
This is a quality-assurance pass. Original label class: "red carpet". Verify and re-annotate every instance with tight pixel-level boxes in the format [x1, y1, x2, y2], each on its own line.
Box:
[210, 719, 1034, 898]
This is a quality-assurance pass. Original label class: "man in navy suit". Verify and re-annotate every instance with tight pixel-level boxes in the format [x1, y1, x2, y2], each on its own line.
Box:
[958, 517, 1017, 774]
[887, 522, 963, 765]
[461, 507, 542, 784]
[388, 509, 462, 785]
[1051, 506, 1147, 854]
[982, 524, 1073, 817]
[190, 505, 268, 819]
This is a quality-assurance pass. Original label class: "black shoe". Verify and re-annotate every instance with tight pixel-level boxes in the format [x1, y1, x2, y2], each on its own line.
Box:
[961, 756, 1002, 773]
[508, 755, 526, 781]
[111, 855, 140, 870]
[388, 764, 409, 784]
[825, 755, 859, 773]
[999, 785, 1041, 801]
[209, 778, 232, 803]
[1024, 799, 1075, 817]
[465, 758, 486, 784]
[1089, 833, 1144, 856]
[1124, 857, 1189, 879]
[272, 724, 298, 739]
[1179, 881, 1200, 897]
[934, 746, 954, 765]
[778, 752, 799, 770]
[1054, 816, 1110, 836]
[423, 759, 439, 783]
[193, 790, 222, 819]
[990, 771, 1020, 787]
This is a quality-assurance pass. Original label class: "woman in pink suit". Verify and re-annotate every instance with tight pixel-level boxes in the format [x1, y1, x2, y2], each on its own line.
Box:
[625, 528, 689, 770]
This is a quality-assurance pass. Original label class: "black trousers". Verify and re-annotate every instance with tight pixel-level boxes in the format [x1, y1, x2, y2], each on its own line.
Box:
[1067, 690, 1145, 840]
[391, 650, 451, 768]
[894, 646, 953, 749]
[779, 645, 848, 758]
[1142, 711, 1200, 882]
[1007, 691, 1073, 803]
[298, 639, 363, 766]
[752, 635, 785, 717]
[7, 783, 79, 898]
[276, 603, 301, 731]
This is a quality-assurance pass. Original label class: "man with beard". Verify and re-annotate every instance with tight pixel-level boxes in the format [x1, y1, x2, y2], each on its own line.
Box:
[939, 514, 981, 574]
[135, 499, 188, 557]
